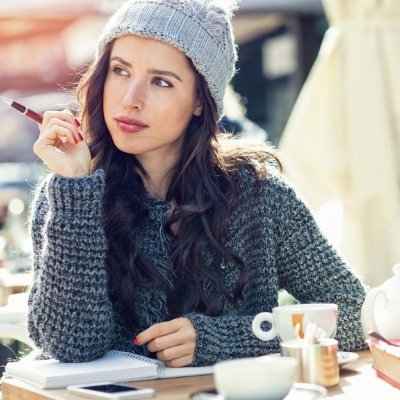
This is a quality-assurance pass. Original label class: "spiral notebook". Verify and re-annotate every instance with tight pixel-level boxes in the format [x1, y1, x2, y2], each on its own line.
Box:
[4, 350, 214, 389]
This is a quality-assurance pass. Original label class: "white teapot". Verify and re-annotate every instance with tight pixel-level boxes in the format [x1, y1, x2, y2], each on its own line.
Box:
[361, 264, 400, 340]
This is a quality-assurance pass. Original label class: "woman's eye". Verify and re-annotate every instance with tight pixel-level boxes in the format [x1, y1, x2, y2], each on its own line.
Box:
[111, 66, 129, 77]
[153, 77, 171, 87]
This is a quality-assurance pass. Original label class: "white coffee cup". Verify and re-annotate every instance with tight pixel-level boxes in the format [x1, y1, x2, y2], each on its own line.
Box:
[214, 356, 299, 400]
[252, 303, 338, 342]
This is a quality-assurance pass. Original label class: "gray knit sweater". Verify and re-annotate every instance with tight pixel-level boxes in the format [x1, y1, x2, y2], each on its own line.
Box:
[28, 166, 367, 366]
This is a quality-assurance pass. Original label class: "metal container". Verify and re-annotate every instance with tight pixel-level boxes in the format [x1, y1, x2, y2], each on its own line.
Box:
[280, 338, 339, 388]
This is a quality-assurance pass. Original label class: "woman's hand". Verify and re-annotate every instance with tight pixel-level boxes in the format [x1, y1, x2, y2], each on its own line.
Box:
[33, 110, 91, 178]
[135, 318, 196, 367]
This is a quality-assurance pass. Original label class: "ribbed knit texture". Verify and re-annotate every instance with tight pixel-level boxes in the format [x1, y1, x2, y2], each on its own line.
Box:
[28, 167, 368, 365]
[96, 0, 238, 118]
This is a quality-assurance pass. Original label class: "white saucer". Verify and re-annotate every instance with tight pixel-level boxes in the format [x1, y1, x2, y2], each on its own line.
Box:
[285, 383, 327, 399]
[269, 351, 359, 366]
[337, 351, 359, 366]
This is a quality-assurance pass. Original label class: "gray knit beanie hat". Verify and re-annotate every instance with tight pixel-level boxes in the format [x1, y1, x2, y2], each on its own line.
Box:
[96, 0, 238, 119]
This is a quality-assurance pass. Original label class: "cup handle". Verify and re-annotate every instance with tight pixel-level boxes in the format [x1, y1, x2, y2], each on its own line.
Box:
[252, 312, 276, 341]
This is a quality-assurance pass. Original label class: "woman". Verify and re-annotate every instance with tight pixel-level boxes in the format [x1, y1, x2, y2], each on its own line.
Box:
[28, 0, 367, 367]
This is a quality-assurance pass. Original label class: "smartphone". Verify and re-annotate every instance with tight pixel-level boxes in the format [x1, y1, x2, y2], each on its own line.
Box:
[67, 382, 155, 399]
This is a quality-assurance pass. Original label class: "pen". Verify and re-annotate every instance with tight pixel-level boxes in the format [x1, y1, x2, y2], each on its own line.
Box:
[1, 95, 43, 124]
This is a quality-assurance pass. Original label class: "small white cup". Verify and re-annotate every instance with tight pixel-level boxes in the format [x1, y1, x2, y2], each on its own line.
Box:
[252, 303, 338, 342]
[214, 356, 298, 400]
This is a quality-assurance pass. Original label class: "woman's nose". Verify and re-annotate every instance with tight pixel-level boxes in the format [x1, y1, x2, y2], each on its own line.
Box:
[121, 81, 145, 110]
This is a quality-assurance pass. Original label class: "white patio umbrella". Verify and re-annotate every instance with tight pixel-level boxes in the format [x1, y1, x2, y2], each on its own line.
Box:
[278, 0, 400, 286]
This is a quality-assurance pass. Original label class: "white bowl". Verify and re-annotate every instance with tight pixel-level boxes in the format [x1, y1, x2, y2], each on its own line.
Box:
[214, 356, 298, 400]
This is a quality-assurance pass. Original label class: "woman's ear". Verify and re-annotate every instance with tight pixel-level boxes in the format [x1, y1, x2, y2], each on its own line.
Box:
[193, 101, 203, 116]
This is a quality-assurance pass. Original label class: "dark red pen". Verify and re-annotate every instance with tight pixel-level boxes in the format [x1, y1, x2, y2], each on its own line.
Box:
[1, 95, 43, 124]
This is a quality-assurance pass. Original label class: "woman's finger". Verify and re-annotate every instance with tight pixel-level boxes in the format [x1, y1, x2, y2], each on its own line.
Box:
[33, 109, 90, 177]
[137, 318, 196, 367]
[41, 109, 76, 126]
[40, 114, 82, 144]
[163, 352, 194, 368]
[138, 318, 196, 350]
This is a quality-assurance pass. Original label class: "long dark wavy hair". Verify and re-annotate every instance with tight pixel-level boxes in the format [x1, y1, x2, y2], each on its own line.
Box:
[75, 42, 281, 331]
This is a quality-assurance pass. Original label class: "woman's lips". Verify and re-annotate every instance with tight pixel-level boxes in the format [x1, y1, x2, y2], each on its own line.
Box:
[115, 117, 148, 133]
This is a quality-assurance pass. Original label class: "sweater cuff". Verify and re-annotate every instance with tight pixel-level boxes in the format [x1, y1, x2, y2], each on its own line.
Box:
[186, 312, 222, 366]
[46, 169, 105, 217]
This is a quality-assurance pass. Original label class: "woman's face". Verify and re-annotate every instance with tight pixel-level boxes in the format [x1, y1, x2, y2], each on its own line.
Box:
[103, 34, 202, 166]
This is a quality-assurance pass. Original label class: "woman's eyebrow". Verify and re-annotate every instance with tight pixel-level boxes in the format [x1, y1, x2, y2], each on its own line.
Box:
[148, 69, 182, 82]
[110, 56, 131, 67]
[110, 56, 183, 82]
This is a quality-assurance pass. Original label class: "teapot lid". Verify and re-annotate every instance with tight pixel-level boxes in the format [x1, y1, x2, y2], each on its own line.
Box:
[378, 263, 400, 289]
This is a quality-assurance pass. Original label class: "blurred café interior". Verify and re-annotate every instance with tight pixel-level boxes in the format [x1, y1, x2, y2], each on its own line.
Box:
[0, 0, 399, 367]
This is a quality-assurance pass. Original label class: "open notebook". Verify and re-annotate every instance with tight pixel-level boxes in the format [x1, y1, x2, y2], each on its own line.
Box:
[4, 350, 214, 389]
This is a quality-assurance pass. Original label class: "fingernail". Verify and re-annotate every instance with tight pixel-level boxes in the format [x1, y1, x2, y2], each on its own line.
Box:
[78, 132, 84, 141]
[134, 337, 140, 345]
[74, 118, 81, 127]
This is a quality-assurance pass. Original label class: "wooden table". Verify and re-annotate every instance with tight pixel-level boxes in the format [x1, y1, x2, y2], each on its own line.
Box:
[0, 269, 31, 306]
[2, 350, 399, 399]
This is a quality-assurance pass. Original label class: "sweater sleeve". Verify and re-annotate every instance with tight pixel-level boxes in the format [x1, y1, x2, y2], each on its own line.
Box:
[273, 176, 368, 352]
[27, 169, 114, 362]
[186, 171, 368, 366]
[185, 312, 280, 366]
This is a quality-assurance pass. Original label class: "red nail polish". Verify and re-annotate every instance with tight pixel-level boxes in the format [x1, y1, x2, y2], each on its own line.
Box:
[74, 118, 81, 127]
[134, 337, 140, 345]
[78, 133, 84, 141]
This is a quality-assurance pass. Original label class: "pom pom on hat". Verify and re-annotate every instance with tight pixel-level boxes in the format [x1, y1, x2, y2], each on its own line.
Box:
[96, 0, 238, 119]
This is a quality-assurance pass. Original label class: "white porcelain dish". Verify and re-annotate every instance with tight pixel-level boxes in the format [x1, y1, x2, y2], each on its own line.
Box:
[269, 351, 359, 367]
[285, 383, 327, 399]
[336, 351, 359, 366]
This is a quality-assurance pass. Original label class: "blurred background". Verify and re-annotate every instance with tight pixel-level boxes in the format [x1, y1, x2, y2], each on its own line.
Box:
[0, 0, 328, 262]
[0, 0, 399, 369]
[0, 0, 328, 276]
